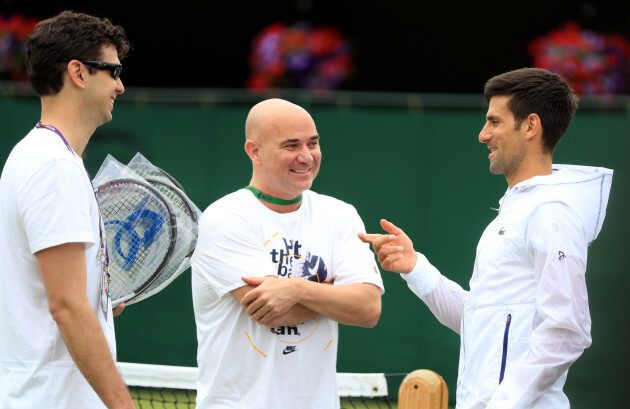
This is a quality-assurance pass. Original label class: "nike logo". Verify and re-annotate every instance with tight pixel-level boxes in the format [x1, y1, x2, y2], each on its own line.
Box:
[283, 346, 297, 355]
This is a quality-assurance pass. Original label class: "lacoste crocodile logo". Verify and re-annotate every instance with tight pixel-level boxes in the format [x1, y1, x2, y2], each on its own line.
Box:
[498, 227, 506, 235]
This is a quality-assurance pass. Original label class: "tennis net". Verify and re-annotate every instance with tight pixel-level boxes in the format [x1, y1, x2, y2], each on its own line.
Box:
[117, 362, 400, 408]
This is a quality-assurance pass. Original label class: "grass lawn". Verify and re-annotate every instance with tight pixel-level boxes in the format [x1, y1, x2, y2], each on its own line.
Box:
[130, 387, 455, 408]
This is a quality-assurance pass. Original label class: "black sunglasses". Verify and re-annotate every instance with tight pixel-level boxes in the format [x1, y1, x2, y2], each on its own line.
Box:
[80, 60, 123, 80]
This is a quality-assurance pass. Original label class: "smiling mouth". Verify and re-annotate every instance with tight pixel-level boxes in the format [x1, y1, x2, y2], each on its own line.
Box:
[291, 169, 310, 174]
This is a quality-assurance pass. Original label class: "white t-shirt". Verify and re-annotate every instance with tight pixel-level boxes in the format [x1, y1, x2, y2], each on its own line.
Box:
[0, 127, 115, 408]
[191, 189, 383, 409]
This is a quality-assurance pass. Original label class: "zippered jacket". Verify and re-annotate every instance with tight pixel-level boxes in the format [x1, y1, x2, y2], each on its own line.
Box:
[402, 164, 613, 409]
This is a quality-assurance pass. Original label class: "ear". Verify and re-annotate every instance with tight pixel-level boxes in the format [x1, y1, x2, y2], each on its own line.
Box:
[244, 139, 262, 165]
[522, 113, 542, 142]
[66, 60, 88, 90]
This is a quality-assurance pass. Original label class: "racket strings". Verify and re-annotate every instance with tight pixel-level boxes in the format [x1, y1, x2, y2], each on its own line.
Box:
[127, 179, 199, 304]
[94, 156, 199, 306]
[97, 180, 177, 304]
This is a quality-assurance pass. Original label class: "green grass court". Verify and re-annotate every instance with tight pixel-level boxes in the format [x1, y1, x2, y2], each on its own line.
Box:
[130, 388, 457, 409]
[131, 388, 406, 408]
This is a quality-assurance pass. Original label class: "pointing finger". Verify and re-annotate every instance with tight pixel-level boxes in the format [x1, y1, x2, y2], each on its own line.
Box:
[370, 234, 397, 249]
[358, 232, 384, 243]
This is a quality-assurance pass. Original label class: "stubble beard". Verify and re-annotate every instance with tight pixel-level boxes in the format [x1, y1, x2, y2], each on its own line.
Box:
[489, 149, 524, 177]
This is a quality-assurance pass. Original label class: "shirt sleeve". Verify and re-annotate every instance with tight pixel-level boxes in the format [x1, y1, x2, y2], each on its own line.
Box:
[328, 205, 384, 293]
[18, 158, 94, 254]
[191, 206, 276, 299]
[402, 253, 468, 334]
[487, 201, 591, 408]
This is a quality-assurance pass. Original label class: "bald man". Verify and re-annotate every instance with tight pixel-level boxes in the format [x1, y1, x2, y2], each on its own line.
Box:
[190, 99, 383, 409]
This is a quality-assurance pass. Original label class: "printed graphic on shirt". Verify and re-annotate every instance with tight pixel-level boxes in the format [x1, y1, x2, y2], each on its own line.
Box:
[269, 237, 328, 283]
[283, 346, 298, 355]
[248, 232, 331, 356]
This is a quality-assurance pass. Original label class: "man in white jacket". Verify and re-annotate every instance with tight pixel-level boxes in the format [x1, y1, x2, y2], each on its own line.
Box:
[359, 68, 613, 409]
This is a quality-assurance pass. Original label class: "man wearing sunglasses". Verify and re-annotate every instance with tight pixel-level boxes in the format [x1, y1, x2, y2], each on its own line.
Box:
[0, 11, 135, 409]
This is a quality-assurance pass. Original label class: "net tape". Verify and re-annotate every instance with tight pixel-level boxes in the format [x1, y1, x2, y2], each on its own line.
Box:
[117, 362, 395, 408]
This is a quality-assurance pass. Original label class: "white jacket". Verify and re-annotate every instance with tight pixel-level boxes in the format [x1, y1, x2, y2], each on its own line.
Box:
[403, 165, 613, 409]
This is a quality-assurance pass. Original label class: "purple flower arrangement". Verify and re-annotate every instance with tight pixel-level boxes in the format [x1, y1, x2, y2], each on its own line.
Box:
[247, 22, 353, 90]
[0, 13, 39, 81]
[528, 23, 630, 95]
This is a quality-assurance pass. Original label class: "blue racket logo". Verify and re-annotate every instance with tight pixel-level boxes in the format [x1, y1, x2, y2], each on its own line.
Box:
[105, 197, 165, 271]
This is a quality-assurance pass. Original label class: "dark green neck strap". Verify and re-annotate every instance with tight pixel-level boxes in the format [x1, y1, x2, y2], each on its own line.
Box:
[244, 186, 302, 205]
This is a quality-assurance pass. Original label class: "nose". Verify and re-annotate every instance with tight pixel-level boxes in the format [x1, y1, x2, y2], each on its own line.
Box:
[116, 77, 125, 94]
[479, 123, 490, 143]
[297, 144, 314, 163]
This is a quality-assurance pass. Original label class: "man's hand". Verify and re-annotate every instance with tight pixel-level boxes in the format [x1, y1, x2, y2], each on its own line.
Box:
[358, 219, 418, 274]
[262, 303, 317, 328]
[112, 303, 125, 318]
[240, 276, 303, 325]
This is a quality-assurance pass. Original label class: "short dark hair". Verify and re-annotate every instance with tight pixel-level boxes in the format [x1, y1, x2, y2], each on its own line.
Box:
[484, 68, 579, 153]
[25, 11, 131, 96]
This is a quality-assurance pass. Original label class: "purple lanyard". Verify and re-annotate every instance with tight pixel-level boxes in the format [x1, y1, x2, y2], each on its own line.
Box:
[35, 122, 110, 272]
[36, 122, 73, 153]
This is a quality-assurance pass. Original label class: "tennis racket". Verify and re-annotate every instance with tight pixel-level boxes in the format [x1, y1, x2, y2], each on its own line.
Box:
[125, 177, 199, 304]
[95, 179, 178, 306]
[145, 177, 198, 254]
[128, 162, 186, 192]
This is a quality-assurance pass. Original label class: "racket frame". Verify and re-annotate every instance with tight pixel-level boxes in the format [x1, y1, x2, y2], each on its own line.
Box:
[125, 177, 198, 305]
[95, 178, 178, 307]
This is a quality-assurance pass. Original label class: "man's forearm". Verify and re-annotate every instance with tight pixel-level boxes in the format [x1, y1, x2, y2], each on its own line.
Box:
[37, 243, 134, 409]
[296, 281, 381, 327]
[240, 277, 382, 328]
[53, 302, 134, 409]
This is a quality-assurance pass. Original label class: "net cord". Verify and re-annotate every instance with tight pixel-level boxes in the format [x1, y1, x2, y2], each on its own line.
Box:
[116, 362, 388, 398]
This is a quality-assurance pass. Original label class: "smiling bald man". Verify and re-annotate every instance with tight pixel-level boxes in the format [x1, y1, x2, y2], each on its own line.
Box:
[191, 98, 384, 409]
